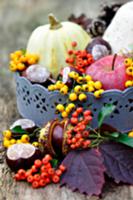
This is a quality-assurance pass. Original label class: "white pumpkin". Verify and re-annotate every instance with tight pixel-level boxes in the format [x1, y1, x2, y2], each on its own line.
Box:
[103, 2, 133, 53]
[26, 14, 91, 78]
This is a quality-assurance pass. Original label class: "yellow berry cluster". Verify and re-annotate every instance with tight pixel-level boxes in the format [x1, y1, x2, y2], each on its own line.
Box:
[9, 50, 39, 72]
[56, 103, 76, 118]
[48, 81, 69, 94]
[49, 71, 104, 118]
[124, 58, 133, 88]
[128, 130, 133, 138]
[48, 71, 104, 98]
[2, 129, 40, 148]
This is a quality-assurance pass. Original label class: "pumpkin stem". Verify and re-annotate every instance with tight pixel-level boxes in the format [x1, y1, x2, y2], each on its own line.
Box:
[49, 14, 62, 30]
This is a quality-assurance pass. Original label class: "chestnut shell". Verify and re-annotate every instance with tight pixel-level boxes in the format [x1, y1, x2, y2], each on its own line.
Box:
[6, 144, 42, 172]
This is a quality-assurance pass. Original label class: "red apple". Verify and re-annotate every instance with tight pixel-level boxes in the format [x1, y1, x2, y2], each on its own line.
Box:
[86, 55, 129, 90]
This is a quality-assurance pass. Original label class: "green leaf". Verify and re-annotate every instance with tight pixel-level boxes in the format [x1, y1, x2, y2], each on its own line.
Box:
[11, 126, 28, 134]
[98, 104, 115, 128]
[112, 134, 133, 148]
[50, 159, 58, 168]
[110, 132, 120, 138]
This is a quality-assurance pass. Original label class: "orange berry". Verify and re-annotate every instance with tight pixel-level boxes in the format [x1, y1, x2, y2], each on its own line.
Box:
[72, 41, 77, 47]
[45, 163, 52, 169]
[45, 154, 52, 162]
[45, 177, 51, 184]
[76, 107, 83, 113]
[41, 165, 46, 173]
[71, 137, 77, 144]
[27, 175, 34, 183]
[17, 169, 26, 180]
[32, 181, 39, 188]
[14, 173, 20, 181]
[52, 175, 60, 183]
[55, 169, 62, 176]
[25, 170, 32, 178]
[41, 172, 48, 179]
[39, 179, 46, 187]
[33, 174, 41, 182]
[70, 144, 76, 149]
[34, 159, 42, 168]
[48, 168, 55, 175]
[18, 169, 26, 176]
[59, 164, 66, 172]
[31, 165, 38, 173]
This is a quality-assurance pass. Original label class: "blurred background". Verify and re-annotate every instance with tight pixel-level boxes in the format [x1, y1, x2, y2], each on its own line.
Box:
[0, 0, 130, 130]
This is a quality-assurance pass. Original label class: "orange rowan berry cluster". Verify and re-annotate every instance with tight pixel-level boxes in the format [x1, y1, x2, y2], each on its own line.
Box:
[14, 154, 66, 189]
[66, 42, 94, 73]
[66, 107, 92, 150]
[9, 50, 39, 72]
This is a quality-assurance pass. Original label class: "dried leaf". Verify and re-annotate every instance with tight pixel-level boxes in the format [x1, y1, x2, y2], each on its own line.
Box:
[100, 141, 133, 184]
[60, 149, 105, 196]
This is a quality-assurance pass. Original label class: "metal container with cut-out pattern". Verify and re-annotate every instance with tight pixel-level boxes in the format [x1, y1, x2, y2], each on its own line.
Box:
[14, 73, 133, 133]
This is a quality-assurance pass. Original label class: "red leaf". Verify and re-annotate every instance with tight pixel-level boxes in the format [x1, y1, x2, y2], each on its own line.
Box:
[100, 141, 133, 184]
[60, 149, 105, 196]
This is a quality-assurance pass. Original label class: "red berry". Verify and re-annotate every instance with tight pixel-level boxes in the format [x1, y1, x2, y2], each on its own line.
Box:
[14, 173, 20, 181]
[76, 107, 83, 113]
[72, 111, 78, 118]
[27, 175, 34, 183]
[70, 117, 78, 125]
[79, 124, 86, 131]
[45, 154, 52, 162]
[75, 141, 81, 148]
[68, 50, 73, 55]
[82, 140, 91, 148]
[84, 115, 92, 122]
[52, 175, 60, 183]
[34, 159, 42, 168]
[45, 163, 52, 169]
[32, 181, 39, 189]
[45, 177, 51, 184]
[84, 110, 91, 117]
[18, 169, 26, 176]
[59, 165, 66, 172]
[78, 138, 84, 143]
[41, 165, 46, 173]
[41, 172, 48, 179]
[55, 169, 62, 176]
[65, 58, 70, 63]
[42, 158, 48, 165]
[68, 58, 74, 64]
[67, 139, 72, 144]
[25, 170, 32, 178]
[39, 179, 46, 187]
[67, 130, 72, 135]
[31, 165, 38, 173]
[71, 137, 77, 144]
[48, 168, 55, 175]
[70, 144, 76, 149]
[82, 130, 89, 137]
[67, 134, 72, 139]
[33, 174, 41, 181]
[75, 133, 82, 139]
[72, 41, 77, 47]
[17, 169, 26, 180]
[85, 140, 91, 146]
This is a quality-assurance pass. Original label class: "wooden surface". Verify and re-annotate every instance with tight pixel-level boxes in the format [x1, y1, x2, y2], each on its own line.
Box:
[0, 0, 133, 199]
